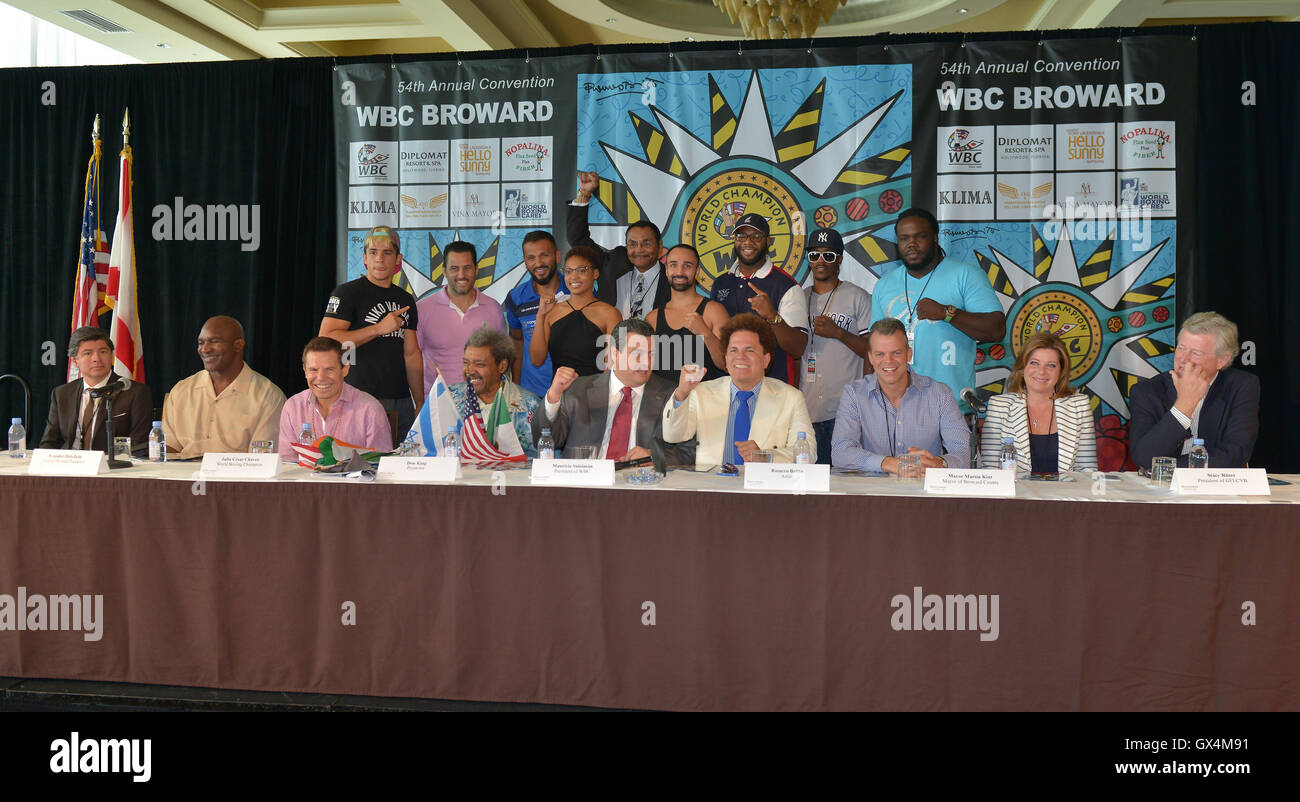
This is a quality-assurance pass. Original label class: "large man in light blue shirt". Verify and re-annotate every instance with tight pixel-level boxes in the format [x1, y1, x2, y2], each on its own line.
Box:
[831, 318, 969, 474]
[868, 208, 1005, 414]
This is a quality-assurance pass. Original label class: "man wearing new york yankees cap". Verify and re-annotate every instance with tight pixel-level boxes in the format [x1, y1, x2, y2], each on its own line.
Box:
[709, 213, 809, 384]
[800, 227, 872, 465]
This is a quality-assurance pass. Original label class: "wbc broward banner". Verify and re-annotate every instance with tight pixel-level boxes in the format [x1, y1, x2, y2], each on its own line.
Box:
[333, 45, 939, 302]
[921, 37, 1193, 470]
[334, 36, 1190, 470]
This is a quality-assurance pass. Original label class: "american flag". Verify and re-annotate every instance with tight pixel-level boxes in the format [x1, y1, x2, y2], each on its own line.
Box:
[68, 120, 109, 380]
[459, 387, 526, 464]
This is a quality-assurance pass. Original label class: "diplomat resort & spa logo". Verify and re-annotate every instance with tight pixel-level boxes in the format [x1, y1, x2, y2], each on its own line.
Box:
[574, 66, 914, 291]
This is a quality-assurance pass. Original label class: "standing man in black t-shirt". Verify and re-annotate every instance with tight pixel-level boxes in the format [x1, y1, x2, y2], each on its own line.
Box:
[319, 225, 423, 438]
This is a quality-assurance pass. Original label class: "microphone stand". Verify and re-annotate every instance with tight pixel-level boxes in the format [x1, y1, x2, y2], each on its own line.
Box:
[100, 390, 132, 469]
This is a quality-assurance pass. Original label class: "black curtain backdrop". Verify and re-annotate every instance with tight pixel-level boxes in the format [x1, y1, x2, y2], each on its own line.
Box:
[0, 58, 335, 430]
[1195, 23, 1298, 473]
[1, 25, 1295, 471]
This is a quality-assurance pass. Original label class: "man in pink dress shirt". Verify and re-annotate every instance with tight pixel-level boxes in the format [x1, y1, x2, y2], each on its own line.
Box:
[278, 337, 393, 462]
[415, 240, 506, 396]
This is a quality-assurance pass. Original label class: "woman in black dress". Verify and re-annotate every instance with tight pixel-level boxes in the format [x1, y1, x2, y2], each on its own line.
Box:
[529, 245, 622, 376]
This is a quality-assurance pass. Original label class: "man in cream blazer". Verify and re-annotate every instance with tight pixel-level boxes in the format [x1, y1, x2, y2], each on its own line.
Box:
[662, 313, 814, 468]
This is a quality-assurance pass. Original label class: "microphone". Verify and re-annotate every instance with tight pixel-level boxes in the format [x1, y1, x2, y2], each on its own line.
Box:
[960, 387, 986, 414]
[89, 380, 125, 398]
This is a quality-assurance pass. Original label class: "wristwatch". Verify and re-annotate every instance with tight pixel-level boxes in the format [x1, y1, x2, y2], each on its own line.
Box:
[769, 312, 784, 326]
[944, 304, 958, 323]
[937, 456, 948, 468]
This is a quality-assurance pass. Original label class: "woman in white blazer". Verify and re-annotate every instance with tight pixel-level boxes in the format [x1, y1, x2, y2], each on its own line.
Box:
[980, 332, 1098, 474]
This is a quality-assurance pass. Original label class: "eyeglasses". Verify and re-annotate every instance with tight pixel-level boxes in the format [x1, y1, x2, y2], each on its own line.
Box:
[563, 266, 594, 276]
[808, 252, 839, 263]
[733, 232, 766, 243]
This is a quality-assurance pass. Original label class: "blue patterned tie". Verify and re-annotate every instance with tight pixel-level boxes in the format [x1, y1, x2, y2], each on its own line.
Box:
[732, 390, 754, 464]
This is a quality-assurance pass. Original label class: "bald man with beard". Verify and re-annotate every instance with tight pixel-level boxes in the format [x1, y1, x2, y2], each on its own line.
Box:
[162, 315, 286, 458]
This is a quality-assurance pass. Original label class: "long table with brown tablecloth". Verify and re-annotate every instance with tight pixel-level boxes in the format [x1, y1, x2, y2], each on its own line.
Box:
[1, 462, 1297, 710]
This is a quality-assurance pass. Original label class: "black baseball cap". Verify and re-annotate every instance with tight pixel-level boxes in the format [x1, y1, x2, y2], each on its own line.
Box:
[732, 213, 769, 237]
[805, 227, 844, 254]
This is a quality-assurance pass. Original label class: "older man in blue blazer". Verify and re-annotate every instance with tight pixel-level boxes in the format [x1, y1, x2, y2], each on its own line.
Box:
[1129, 311, 1259, 469]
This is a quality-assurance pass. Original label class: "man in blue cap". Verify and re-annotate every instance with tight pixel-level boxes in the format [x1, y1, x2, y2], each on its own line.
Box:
[799, 227, 872, 464]
[709, 212, 808, 384]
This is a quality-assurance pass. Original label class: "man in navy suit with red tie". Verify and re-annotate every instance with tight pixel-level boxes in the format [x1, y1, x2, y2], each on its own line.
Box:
[1128, 312, 1259, 469]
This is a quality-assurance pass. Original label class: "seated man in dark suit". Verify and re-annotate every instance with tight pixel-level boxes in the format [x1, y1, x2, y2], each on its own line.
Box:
[39, 326, 153, 455]
[1129, 311, 1259, 468]
[533, 317, 693, 466]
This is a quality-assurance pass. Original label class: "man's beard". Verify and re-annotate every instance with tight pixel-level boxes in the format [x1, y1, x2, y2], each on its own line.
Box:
[903, 245, 938, 274]
[531, 263, 556, 284]
[735, 246, 766, 269]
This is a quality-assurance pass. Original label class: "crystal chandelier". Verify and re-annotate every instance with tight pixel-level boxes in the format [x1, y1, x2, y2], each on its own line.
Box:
[712, 0, 848, 39]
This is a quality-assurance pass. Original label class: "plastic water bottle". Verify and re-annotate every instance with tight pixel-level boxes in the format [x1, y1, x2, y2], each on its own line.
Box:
[148, 421, 166, 463]
[1189, 438, 1209, 469]
[999, 436, 1017, 473]
[538, 427, 555, 460]
[401, 431, 419, 456]
[442, 427, 460, 460]
[8, 418, 25, 459]
[299, 422, 315, 444]
[793, 431, 813, 464]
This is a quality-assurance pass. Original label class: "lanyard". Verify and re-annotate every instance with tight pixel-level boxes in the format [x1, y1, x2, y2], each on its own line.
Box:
[876, 388, 900, 458]
[806, 280, 841, 351]
[903, 266, 938, 331]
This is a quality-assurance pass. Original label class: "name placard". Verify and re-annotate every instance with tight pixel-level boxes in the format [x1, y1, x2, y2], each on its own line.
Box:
[1173, 468, 1270, 496]
[530, 459, 615, 487]
[378, 456, 460, 482]
[28, 448, 109, 476]
[924, 468, 1016, 497]
[743, 463, 830, 492]
[199, 452, 281, 479]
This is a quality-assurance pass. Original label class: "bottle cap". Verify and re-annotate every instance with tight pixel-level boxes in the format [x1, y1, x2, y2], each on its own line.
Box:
[1193, 438, 1205, 445]
[153, 420, 162, 427]
[1003, 436, 1013, 444]
[796, 431, 806, 439]
[11, 418, 20, 425]
[541, 427, 551, 435]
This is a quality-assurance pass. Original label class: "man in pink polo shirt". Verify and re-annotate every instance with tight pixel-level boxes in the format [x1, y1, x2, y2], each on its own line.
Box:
[416, 240, 507, 396]
[278, 336, 393, 462]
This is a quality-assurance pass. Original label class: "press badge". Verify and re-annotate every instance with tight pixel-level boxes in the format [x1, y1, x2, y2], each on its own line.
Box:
[906, 329, 916, 364]
[805, 353, 817, 382]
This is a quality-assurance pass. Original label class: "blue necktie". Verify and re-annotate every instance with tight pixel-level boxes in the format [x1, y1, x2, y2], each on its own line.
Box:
[732, 389, 754, 464]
